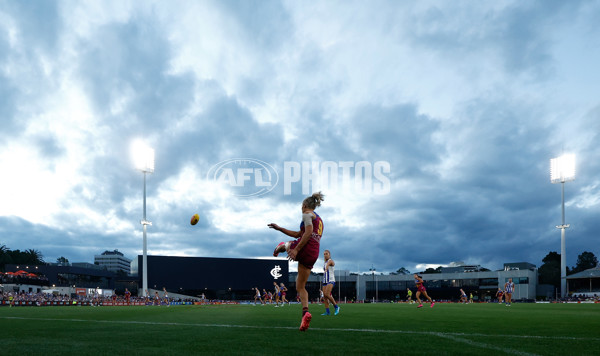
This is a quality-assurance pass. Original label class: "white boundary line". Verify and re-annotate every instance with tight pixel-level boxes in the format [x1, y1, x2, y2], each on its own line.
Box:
[432, 332, 540, 356]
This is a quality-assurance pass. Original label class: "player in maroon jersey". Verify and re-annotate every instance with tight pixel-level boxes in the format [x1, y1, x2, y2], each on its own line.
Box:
[124, 288, 131, 306]
[414, 274, 434, 308]
[269, 192, 325, 331]
[495, 288, 504, 304]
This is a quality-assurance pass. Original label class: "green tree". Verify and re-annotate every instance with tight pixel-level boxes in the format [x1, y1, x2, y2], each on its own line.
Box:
[569, 251, 598, 275]
[0, 244, 12, 271]
[23, 249, 44, 265]
[423, 266, 442, 274]
[395, 267, 411, 275]
[0, 244, 44, 270]
[56, 256, 70, 266]
[538, 251, 560, 288]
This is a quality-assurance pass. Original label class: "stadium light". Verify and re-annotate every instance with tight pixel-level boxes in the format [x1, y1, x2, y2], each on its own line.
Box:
[370, 265, 377, 303]
[132, 140, 155, 298]
[550, 154, 575, 299]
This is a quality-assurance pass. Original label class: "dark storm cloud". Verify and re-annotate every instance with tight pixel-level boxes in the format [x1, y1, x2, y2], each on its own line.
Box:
[160, 93, 285, 177]
[301, 93, 585, 272]
[0, 26, 14, 128]
[405, 1, 587, 78]
[76, 19, 191, 127]
[0, 73, 19, 135]
[33, 134, 65, 161]
[215, 0, 293, 49]
[0, 216, 111, 263]
[2, 0, 61, 53]
[0, 0, 62, 138]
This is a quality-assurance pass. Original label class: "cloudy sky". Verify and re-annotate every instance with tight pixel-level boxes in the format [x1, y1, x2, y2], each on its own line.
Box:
[1, 0, 599, 275]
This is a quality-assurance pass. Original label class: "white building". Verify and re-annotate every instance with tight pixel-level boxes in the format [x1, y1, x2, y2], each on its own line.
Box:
[94, 250, 132, 274]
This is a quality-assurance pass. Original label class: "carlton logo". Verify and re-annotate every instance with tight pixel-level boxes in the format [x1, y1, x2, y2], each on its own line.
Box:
[270, 265, 282, 279]
[207, 158, 279, 197]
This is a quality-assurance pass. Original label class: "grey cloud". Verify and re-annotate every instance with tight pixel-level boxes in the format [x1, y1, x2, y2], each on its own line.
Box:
[1, 0, 61, 53]
[215, 0, 293, 50]
[76, 19, 189, 128]
[405, 1, 587, 78]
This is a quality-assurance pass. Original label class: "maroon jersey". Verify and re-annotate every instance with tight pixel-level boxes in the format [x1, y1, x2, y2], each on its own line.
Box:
[415, 278, 426, 292]
[290, 212, 323, 269]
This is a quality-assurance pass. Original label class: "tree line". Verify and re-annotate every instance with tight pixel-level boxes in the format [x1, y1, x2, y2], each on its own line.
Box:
[0, 244, 74, 271]
[538, 251, 598, 289]
[0, 244, 45, 270]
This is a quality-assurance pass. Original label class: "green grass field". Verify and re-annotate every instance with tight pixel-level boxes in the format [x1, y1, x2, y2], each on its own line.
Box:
[1, 302, 599, 355]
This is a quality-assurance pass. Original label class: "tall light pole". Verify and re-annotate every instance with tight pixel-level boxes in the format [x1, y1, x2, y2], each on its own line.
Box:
[132, 141, 155, 297]
[369, 265, 376, 302]
[356, 264, 360, 302]
[550, 153, 575, 299]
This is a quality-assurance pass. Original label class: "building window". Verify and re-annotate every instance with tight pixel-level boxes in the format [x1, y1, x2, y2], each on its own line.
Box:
[518, 277, 529, 284]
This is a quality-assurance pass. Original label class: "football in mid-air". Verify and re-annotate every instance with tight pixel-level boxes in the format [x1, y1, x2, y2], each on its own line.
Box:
[190, 213, 200, 225]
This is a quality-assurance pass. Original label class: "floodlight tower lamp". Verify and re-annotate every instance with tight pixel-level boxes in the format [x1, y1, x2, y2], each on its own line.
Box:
[131, 140, 155, 173]
[550, 154, 575, 184]
[550, 153, 575, 299]
[131, 140, 155, 298]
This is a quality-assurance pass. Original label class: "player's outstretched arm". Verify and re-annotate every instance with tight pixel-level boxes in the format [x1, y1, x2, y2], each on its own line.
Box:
[268, 223, 301, 238]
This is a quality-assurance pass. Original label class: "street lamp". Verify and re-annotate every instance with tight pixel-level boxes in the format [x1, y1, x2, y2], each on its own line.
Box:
[132, 140, 155, 298]
[550, 153, 575, 299]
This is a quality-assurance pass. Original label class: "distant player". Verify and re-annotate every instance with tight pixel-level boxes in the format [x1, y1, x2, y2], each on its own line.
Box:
[414, 274, 434, 308]
[269, 192, 325, 331]
[92, 288, 100, 307]
[406, 288, 413, 304]
[469, 292, 474, 303]
[495, 288, 504, 304]
[154, 291, 160, 306]
[273, 282, 281, 307]
[254, 287, 263, 305]
[504, 278, 514, 306]
[124, 288, 131, 306]
[163, 287, 170, 307]
[321, 250, 340, 316]
[459, 289, 468, 304]
[280, 283, 289, 305]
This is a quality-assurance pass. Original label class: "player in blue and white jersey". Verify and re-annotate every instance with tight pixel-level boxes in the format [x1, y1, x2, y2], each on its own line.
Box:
[254, 287, 264, 305]
[459, 289, 468, 304]
[504, 278, 514, 306]
[321, 250, 340, 316]
[273, 282, 281, 307]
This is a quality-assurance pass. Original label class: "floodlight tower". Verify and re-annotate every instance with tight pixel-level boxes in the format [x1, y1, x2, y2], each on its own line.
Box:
[132, 141, 155, 297]
[550, 154, 575, 299]
[369, 265, 377, 302]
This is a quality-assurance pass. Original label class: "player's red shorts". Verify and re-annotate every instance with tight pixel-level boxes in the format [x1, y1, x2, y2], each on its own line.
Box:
[418, 285, 426, 292]
[289, 238, 319, 269]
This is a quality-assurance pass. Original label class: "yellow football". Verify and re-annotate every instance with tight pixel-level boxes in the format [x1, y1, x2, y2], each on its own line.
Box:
[190, 213, 200, 225]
